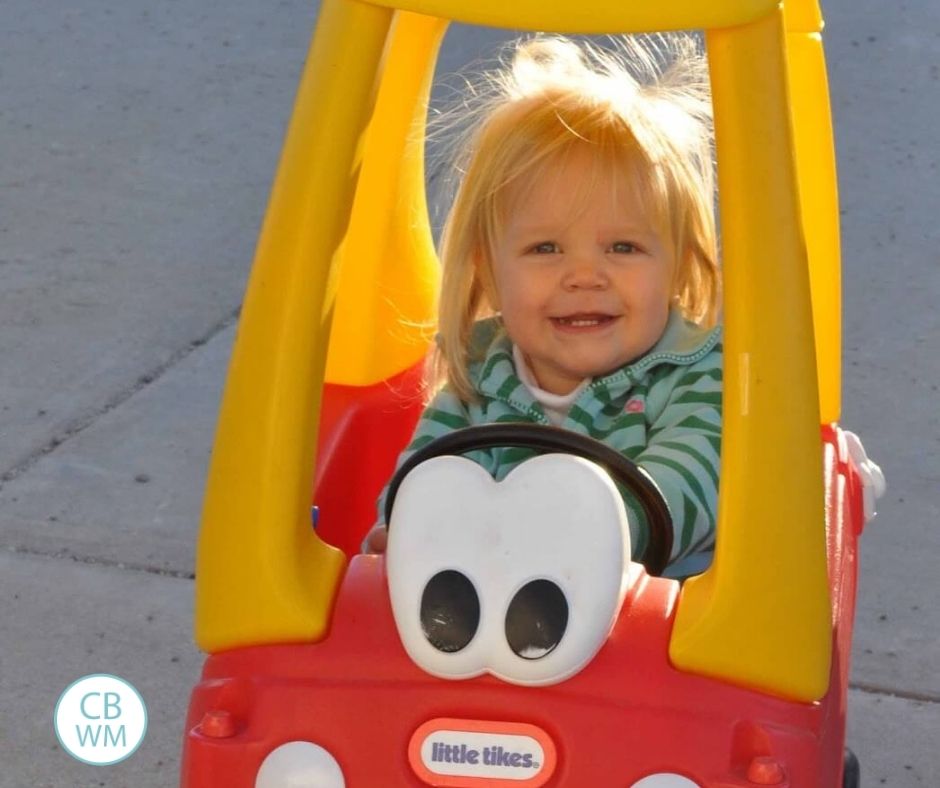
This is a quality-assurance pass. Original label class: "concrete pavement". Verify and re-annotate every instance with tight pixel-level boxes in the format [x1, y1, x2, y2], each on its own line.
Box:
[2, 0, 937, 785]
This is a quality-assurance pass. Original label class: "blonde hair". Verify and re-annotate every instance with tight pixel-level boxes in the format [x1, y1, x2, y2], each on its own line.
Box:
[433, 34, 719, 403]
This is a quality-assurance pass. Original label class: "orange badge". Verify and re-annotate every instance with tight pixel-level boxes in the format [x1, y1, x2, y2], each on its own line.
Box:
[408, 718, 557, 787]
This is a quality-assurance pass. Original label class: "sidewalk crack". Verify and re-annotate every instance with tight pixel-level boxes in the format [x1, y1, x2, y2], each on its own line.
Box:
[5, 544, 194, 580]
[849, 681, 940, 704]
[0, 307, 238, 491]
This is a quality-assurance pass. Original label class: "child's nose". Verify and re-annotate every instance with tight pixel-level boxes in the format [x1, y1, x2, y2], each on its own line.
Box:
[562, 252, 608, 290]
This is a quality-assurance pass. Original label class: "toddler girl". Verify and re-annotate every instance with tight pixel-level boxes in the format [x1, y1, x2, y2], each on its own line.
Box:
[365, 34, 721, 572]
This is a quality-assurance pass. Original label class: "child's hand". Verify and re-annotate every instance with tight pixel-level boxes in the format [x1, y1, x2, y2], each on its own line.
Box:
[362, 524, 388, 554]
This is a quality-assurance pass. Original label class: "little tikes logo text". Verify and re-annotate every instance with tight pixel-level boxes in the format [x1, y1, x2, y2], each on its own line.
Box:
[429, 741, 537, 769]
[409, 718, 557, 787]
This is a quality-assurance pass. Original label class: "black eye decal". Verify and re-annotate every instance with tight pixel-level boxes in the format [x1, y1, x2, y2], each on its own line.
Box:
[505, 580, 569, 660]
[420, 570, 480, 653]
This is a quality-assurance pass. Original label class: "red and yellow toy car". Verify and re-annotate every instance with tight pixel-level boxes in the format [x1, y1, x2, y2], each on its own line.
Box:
[180, 0, 880, 785]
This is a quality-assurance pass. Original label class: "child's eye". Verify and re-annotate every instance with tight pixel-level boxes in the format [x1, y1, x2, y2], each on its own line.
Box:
[610, 241, 639, 254]
[528, 241, 560, 255]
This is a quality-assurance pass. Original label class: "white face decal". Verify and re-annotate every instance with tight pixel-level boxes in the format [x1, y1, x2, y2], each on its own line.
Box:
[386, 454, 632, 686]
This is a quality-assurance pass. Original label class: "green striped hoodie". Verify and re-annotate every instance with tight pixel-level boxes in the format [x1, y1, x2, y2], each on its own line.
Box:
[376, 308, 722, 567]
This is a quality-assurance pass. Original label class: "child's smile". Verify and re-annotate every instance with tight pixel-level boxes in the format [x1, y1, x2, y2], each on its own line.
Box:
[550, 313, 619, 331]
[491, 149, 677, 395]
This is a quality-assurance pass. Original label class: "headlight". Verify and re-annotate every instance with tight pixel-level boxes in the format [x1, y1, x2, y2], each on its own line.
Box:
[255, 741, 345, 788]
[630, 774, 701, 787]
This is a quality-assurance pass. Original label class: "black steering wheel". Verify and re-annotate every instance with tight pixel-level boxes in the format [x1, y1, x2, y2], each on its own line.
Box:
[383, 423, 673, 576]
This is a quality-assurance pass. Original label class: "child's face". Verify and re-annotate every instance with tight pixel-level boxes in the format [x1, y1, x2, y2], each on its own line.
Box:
[490, 150, 676, 395]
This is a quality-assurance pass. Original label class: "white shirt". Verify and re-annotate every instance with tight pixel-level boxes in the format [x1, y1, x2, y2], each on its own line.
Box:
[512, 344, 592, 426]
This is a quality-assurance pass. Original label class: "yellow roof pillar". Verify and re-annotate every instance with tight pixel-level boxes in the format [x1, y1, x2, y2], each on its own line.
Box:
[195, 0, 393, 652]
[669, 6, 832, 702]
[785, 0, 842, 423]
[327, 11, 446, 386]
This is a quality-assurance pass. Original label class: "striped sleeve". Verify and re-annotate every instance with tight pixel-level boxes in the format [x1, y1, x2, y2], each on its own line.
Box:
[635, 350, 722, 564]
[372, 386, 475, 530]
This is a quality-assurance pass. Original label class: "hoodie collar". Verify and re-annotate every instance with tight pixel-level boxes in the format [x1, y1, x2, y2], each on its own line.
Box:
[470, 307, 721, 407]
